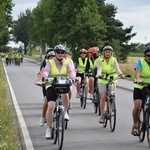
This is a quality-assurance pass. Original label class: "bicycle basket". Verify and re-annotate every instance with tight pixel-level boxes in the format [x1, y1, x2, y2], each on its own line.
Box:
[53, 76, 70, 94]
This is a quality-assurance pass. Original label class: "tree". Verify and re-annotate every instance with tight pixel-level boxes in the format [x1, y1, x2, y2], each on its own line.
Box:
[97, 0, 136, 61]
[12, 9, 34, 55]
[0, 0, 13, 46]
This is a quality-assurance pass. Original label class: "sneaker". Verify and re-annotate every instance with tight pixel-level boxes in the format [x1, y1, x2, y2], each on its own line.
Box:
[45, 128, 52, 139]
[99, 116, 105, 124]
[64, 112, 69, 120]
[76, 92, 80, 98]
[39, 117, 46, 127]
[90, 94, 94, 100]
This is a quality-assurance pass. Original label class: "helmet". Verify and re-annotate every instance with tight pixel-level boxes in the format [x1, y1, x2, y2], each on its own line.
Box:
[47, 51, 55, 57]
[65, 48, 69, 54]
[80, 49, 87, 53]
[103, 45, 113, 51]
[87, 47, 97, 55]
[46, 48, 53, 54]
[144, 46, 150, 54]
[54, 44, 66, 52]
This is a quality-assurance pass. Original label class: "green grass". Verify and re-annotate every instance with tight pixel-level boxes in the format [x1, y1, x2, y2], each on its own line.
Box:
[129, 52, 143, 57]
[0, 59, 21, 150]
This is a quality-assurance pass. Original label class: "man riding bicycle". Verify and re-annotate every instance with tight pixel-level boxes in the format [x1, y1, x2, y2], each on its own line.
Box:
[42, 44, 76, 139]
[131, 46, 150, 136]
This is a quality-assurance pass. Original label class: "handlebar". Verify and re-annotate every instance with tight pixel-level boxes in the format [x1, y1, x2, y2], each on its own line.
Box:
[134, 82, 150, 87]
[98, 74, 131, 81]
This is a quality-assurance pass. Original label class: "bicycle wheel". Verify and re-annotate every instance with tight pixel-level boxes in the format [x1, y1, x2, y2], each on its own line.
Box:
[103, 102, 108, 128]
[146, 111, 150, 147]
[82, 85, 87, 109]
[52, 116, 57, 144]
[109, 98, 116, 132]
[57, 110, 64, 150]
[93, 85, 100, 113]
[138, 109, 146, 142]
[80, 87, 83, 107]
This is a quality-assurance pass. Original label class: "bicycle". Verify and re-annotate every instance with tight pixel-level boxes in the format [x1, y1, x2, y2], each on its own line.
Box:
[137, 82, 150, 147]
[93, 78, 100, 115]
[36, 76, 71, 150]
[79, 73, 87, 109]
[99, 74, 130, 132]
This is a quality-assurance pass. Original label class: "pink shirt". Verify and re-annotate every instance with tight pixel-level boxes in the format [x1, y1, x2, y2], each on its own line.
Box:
[43, 57, 76, 78]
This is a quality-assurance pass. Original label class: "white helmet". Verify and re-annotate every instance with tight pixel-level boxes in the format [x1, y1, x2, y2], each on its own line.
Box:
[47, 51, 55, 57]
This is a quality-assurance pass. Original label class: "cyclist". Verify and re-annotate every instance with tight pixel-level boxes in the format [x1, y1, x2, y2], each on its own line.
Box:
[64, 48, 75, 109]
[86, 47, 100, 99]
[38, 49, 55, 127]
[75, 49, 88, 98]
[131, 46, 150, 136]
[96, 45, 124, 123]
[42, 44, 76, 139]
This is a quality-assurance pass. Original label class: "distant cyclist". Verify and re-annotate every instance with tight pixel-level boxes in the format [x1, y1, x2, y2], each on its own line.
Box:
[75, 49, 88, 98]
[96, 45, 124, 123]
[131, 46, 150, 136]
[42, 44, 76, 139]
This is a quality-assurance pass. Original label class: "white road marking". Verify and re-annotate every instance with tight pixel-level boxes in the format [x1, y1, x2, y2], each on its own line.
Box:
[3, 61, 34, 150]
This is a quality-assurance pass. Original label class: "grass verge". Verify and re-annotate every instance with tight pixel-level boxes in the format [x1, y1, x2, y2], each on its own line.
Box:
[0, 59, 21, 150]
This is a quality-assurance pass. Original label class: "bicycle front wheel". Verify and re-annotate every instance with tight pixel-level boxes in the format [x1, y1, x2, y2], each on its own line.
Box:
[57, 110, 65, 150]
[146, 111, 150, 147]
[138, 109, 146, 142]
[109, 98, 116, 132]
[82, 85, 87, 109]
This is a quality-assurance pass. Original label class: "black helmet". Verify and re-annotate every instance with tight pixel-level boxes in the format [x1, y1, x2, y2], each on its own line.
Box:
[54, 44, 66, 52]
[103, 45, 113, 51]
[144, 46, 150, 54]
[46, 48, 53, 54]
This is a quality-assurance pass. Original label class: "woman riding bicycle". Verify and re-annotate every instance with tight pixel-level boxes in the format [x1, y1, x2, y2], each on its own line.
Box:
[96, 45, 124, 123]
[86, 47, 100, 99]
[131, 46, 150, 136]
[42, 44, 76, 139]
[75, 49, 88, 98]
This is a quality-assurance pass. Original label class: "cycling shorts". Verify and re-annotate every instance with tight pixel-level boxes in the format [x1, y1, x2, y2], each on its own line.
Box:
[46, 87, 58, 102]
[133, 88, 145, 101]
[76, 73, 85, 81]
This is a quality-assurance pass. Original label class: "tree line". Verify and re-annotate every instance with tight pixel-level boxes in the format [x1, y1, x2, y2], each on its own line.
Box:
[1, 0, 149, 62]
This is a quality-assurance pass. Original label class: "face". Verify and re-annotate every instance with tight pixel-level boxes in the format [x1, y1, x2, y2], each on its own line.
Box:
[145, 52, 150, 62]
[104, 50, 112, 59]
[80, 52, 87, 58]
[55, 51, 65, 59]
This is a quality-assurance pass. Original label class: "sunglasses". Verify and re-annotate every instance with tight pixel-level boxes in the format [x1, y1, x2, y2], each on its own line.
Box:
[56, 51, 65, 54]
[80, 52, 86, 54]
[146, 54, 150, 57]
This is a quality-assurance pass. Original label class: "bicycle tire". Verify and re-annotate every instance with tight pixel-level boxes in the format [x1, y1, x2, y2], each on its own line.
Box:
[138, 109, 146, 142]
[93, 85, 100, 114]
[109, 98, 116, 132]
[57, 111, 64, 150]
[52, 116, 57, 144]
[82, 85, 87, 109]
[103, 102, 108, 128]
[146, 111, 150, 147]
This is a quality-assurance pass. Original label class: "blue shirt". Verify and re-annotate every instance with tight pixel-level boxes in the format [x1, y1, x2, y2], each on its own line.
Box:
[134, 60, 142, 69]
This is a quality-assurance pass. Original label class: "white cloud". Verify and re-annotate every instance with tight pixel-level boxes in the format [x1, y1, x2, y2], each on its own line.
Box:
[106, 0, 150, 44]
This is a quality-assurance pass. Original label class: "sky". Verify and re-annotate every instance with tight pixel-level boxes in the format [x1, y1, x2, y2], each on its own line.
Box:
[8, 0, 150, 47]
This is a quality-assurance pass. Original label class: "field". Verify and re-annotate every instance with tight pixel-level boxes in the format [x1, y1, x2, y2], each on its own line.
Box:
[119, 56, 142, 79]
